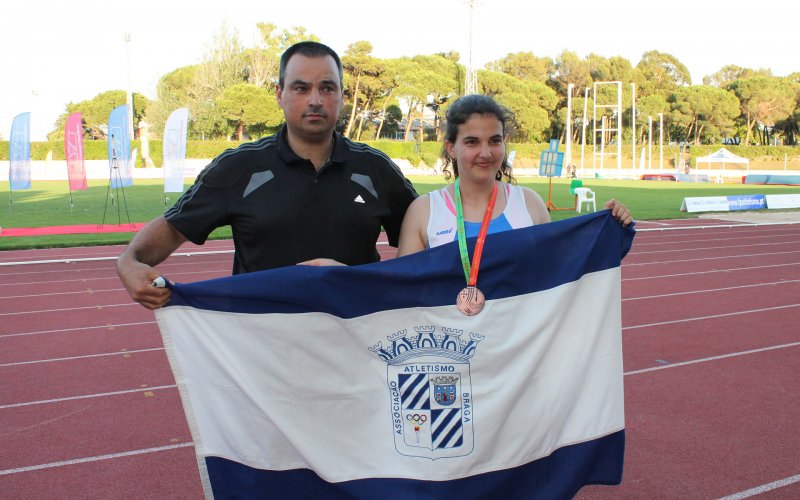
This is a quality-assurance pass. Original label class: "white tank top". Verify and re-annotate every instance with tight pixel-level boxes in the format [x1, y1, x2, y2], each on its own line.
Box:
[426, 183, 534, 249]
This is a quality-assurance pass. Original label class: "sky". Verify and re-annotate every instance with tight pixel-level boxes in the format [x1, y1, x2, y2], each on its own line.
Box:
[2, 0, 797, 141]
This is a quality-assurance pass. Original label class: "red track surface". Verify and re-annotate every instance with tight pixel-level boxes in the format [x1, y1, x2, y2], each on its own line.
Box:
[1, 223, 799, 499]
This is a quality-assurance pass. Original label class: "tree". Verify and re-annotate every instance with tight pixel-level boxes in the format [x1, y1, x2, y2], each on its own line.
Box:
[669, 86, 739, 144]
[394, 56, 457, 141]
[144, 65, 199, 139]
[377, 104, 403, 139]
[50, 90, 150, 141]
[145, 24, 318, 141]
[636, 94, 669, 143]
[729, 76, 796, 144]
[342, 41, 383, 138]
[550, 50, 592, 98]
[217, 84, 283, 140]
[415, 55, 459, 139]
[478, 70, 558, 142]
[773, 75, 800, 145]
[486, 52, 553, 83]
[244, 23, 321, 88]
[195, 23, 248, 96]
[635, 50, 691, 97]
[703, 64, 771, 88]
[587, 54, 634, 83]
[373, 59, 402, 140]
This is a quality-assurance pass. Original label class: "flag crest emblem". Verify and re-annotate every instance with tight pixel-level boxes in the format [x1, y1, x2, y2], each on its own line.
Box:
[370, 326, 482, 459]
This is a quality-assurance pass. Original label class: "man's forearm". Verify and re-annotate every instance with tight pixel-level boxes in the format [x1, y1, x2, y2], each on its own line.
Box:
[120, 216, 187, 267]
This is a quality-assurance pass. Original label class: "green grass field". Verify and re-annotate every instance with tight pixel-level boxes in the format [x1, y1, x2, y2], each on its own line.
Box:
[2, 177, 799, 250]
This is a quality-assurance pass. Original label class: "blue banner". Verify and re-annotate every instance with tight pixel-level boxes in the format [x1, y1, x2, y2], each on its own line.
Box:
[726, 194, 766, 211]
[163, 108, 189, 193]
[9, 112, 32, 191]
[107, 105, 132, 188]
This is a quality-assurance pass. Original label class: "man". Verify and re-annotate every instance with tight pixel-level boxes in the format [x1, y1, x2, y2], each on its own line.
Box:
[117, 41, 418, 309]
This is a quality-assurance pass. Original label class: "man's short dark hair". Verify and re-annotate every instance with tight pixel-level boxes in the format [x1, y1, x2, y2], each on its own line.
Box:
[279, 41, 343, 90]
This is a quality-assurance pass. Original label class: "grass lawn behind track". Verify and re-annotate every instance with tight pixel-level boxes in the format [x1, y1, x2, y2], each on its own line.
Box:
[1, 177, 799, 250]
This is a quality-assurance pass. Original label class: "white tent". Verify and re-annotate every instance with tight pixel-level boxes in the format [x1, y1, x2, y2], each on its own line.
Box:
[695, 148, 749, 172]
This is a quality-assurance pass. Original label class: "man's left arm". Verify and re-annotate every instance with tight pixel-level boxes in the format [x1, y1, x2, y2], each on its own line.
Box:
[380, 162, 419, 247]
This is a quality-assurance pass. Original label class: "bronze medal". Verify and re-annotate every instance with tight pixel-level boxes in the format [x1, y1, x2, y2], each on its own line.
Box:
[456, 286, 485, 316]
[453, 179, 498, 318]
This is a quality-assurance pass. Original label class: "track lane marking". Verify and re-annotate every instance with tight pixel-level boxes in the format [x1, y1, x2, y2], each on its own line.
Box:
[0, 268, 230, 288]
[0, 302, 137, 317]
[624, 261, 800, 281]
[625, 342, 800, 376]
[624, 303, 800, 330]
[0, 385, 177, 409]
[0, 347, 165, 367]
[624, 250, 800, 267]
[0, 321, 155, 339]
[0, 242, 388, 267]
[0, 261, 232, 279]
[718, 474, 800, 499]
[629, 240, 800, 255]
[0, 443, 194, 476]
[624, 279, 800, 301]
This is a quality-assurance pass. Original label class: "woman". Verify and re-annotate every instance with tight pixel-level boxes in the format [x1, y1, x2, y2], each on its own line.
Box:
[397, 94, 632, 258]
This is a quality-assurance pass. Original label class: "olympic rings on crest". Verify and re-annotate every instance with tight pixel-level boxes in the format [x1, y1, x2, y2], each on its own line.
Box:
[406, 413, 428, 423]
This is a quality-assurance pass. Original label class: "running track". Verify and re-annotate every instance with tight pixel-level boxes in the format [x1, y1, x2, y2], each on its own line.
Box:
[1, 220, 798, 499]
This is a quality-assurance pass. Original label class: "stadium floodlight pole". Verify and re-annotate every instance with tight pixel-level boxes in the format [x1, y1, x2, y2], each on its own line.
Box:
[631, 83, 636, 169]
[658, 112, 664, 170]
[124, 32, 133, 141]
[580, 87, 588, 177]
[566, 83, 574, 176]
[465, 0, 479, 94]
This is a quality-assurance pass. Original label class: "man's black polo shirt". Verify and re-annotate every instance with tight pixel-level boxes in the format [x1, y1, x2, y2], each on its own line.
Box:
[164, 127, 418, 274]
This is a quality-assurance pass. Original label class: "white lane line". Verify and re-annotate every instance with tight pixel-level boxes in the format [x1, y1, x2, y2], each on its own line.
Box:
[2, 288, 125, 300]
[0, 250, 234, 267]
[624, 250, 800, 267]
[0, 268, 230, 288]
[624, 262, 800, 281]
[624, 279, 800, 301]
[0, 348, 165, 367]
[0, 385, 177, 409]
[636, 240, 800, 255]
[0, 321, 155, 339]
[633, 231, 800, 247]
[0, 302, 137, 317]
[630, 240, 800, 255]
[623, 303, 800, 330]
[0, 259, 230, 279]
[0, 242, 388, 267]
[717, 474, 800, 499]
[0, 443, 194, 476]
[625, 342, 800, 376]
[637, 221, 800, 232]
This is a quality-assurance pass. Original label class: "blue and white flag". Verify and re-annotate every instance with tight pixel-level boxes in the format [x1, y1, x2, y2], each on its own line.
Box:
[163, 107, 189, 193]
[156, 211, 634, 499]
[9, 112, 32, 191]
[107, 105, 132, 187]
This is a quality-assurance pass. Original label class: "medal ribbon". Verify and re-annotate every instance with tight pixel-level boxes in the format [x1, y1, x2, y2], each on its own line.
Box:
[454, 178, 498, 286]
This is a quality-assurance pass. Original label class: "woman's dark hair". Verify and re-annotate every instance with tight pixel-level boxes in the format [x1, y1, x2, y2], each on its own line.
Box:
[441, 94, 515, 183]
[279, 41, 344, 90]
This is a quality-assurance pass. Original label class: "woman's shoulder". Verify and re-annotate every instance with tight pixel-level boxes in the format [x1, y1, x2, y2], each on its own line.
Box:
[513, 184, 550, 224]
